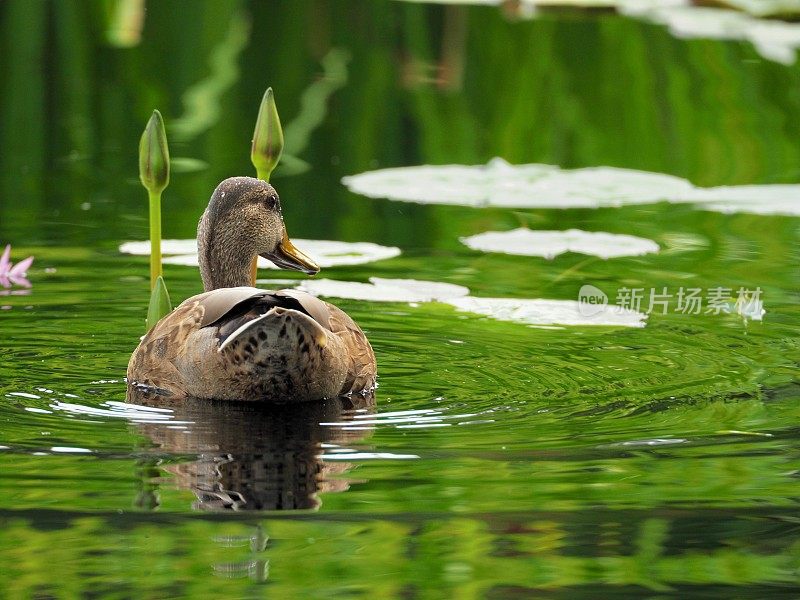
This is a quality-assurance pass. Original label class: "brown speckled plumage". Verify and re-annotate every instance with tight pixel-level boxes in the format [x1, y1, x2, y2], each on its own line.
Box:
[127, 177, 377, 402]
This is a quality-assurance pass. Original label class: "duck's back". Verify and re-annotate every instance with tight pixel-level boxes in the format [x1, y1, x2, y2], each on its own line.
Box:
[127, 287, 376, 402]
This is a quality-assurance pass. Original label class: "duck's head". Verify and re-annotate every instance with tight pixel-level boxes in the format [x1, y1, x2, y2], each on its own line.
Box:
[197, 176, 319, 291]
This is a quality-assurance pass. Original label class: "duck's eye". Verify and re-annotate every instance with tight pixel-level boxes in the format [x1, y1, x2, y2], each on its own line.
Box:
[264, 195, 278, 210]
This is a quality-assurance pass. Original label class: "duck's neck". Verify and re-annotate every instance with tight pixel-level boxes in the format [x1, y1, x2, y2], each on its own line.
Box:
[199, 250, 254, 291]
[197, 217, 257, 291]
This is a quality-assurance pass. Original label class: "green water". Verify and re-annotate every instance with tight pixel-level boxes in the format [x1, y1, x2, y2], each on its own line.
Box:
[1, 1, 799, 597]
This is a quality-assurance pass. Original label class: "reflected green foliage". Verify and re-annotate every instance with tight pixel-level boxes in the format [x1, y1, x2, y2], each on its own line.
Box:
[0, 0, 799, 598]
[171, 9, 250, 140]
[280, 47, 351, 175]
[1, 510, 798, 597]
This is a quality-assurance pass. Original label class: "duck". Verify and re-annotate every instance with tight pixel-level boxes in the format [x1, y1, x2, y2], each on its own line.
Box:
[127, 176, 377, 402]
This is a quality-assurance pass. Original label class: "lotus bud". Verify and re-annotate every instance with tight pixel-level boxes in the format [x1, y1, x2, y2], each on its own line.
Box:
[250, 87, 284, 182]
[139, 110, 170, 194]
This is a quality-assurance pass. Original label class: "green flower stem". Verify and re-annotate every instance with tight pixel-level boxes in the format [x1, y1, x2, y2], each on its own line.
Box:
[148, 190, 162, 289]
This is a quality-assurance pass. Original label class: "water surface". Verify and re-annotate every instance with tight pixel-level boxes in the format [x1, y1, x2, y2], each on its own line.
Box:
[0, 1, 799, 597]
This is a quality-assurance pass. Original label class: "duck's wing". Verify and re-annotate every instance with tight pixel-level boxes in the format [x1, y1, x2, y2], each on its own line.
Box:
[276, 290, 377, 395]
[128, 287, 268, 395]
[197, 286, 272, 326]
[328, 302, 378, 395]
[137, 287, 271, 356]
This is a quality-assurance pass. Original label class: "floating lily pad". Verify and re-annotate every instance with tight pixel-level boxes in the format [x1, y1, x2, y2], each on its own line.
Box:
[445, 296, 647, 328]
[399, 1, 800, 63]
[461, 228, 660, 259]
[619, 1, 800, 65]
[299, 277, 470, 303]
[686, 185, 800, 216]
[297, 277, 647, 327]
[119, 239, 401, 268]
[343, 158, 800, 216]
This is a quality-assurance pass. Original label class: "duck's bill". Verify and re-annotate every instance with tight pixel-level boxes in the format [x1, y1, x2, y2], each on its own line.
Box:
[261, 234, 320, 275]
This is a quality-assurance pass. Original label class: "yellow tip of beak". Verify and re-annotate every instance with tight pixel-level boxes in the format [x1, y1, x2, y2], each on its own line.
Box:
[262, 233, 320, 275]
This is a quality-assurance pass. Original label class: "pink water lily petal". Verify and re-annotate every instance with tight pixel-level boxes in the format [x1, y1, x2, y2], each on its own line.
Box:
[8, 274, 31, 288]
[0, 275, 10, 289]
[0, 245, 10, 275]
[9, 255, 34, 277]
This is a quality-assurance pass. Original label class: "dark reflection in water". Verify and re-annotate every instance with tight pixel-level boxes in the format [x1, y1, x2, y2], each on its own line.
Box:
[126, 390, 375, 511]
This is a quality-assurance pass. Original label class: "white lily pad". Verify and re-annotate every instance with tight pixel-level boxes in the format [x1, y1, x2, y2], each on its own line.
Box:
[343, 158, 800, 216]
[461, 228, 660, 259]
[119, 239, 401, 268]
[299, 277, 470, 303]
[619, 1, 800, 65]
[445, 296, 647, 328]
[684, 185, 800, 216]
[399, 1, 800, 62]
[297, 277, 646, 327]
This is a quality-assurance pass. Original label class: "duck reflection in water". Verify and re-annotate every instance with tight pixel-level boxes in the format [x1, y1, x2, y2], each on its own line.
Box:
[127, 388, 375, 511]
